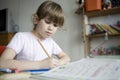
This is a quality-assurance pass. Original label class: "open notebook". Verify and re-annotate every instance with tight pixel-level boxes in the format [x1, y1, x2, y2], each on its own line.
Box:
[31, 58, 120, 80]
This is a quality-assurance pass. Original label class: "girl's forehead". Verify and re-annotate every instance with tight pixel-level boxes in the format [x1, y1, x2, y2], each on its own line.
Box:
[44, 16, 50, 20]
[44, 16, 53, 19]
[43, 16, 55, 22]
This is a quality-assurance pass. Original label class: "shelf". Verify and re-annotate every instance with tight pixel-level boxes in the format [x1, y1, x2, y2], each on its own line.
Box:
[93, 55, 120, 59]
[76, 6, 120, 58]
[87, 33, 120, 38]
[0, 32, 15, 45]
[76, 7, 120, 18]
[86, 7, 120, 18]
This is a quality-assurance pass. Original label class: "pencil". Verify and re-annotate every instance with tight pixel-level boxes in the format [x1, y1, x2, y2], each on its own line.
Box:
[37, 39, 51, 59]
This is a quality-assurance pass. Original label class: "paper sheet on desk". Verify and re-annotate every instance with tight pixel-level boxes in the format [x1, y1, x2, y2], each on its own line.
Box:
[32, 58, 120, 80]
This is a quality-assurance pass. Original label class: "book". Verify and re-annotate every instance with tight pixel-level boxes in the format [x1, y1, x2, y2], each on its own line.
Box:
[95, 24, 105, 32]
[100, 24, 112, 34]
[103, 24, 119, 34]
[31, 58, 120, 80]
[110, 25, 120, 32]
[90, 24, 103, 34]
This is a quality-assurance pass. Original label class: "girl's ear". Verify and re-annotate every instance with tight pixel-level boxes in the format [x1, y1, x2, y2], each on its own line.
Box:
[32, 14, 39, 24]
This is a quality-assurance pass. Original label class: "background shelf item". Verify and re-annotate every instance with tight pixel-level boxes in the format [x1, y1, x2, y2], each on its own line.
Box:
[0, 33, 15, 45]
[85, 7, 120, 18]
[76, 4, 120, 57]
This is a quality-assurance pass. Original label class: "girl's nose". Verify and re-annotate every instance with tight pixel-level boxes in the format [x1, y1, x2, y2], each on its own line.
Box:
[48, 24, 54, 30]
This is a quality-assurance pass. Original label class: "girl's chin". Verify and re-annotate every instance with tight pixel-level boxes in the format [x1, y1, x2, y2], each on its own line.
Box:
[46, 34, 52, 37]
[43, 35, 51, 39]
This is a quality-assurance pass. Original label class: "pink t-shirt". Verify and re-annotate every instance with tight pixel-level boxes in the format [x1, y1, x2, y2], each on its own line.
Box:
[7, 32, 62, 61]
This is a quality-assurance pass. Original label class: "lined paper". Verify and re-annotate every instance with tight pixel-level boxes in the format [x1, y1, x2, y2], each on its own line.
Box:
[32, 58, 120, 80]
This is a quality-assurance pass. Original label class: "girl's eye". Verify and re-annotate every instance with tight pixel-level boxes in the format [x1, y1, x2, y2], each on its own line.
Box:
[44, 19, 59, 27]
[54, 24, 58, 27]
[45, 20, 51, 24]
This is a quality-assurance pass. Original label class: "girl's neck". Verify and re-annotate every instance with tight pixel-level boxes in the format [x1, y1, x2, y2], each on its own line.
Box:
[32, 30, 45, 40]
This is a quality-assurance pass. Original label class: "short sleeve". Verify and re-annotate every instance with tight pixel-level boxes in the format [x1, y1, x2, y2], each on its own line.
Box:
[7, 32, 25, 54]
[52, 39, 62, 55]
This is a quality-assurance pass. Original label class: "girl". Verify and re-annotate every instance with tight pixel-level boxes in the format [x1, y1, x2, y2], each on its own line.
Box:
[0, 0, 70, 70]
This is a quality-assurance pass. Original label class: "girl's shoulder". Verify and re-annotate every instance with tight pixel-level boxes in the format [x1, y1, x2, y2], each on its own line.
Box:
[15, 32, 31, 35]
[15, 32, 32, 38]
[12, 32, 36, 41]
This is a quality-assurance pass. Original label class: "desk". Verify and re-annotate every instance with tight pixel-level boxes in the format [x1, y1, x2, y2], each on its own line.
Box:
[1, 58, 120, 80]
[0, 74, 50, 80]
[0, 71, 65, 80]
[0, 72, 51, 80]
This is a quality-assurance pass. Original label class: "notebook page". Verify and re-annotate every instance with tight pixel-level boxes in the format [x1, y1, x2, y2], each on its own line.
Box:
[32, 58, 120, 80]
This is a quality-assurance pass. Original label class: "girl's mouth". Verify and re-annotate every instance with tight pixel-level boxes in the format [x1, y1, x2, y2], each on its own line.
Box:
[46, 32, 52, 36]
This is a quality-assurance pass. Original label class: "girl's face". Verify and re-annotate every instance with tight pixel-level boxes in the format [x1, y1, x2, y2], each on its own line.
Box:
[35, 17, 59, 39]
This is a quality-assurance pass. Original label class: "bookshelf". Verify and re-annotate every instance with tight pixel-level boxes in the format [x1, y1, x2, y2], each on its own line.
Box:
[76, 7, 120, 58]
[0, 33, 15, 45]
[76, 7, 120, 18]
[87, 33, 120, 38]
[85, 7, 120, 18]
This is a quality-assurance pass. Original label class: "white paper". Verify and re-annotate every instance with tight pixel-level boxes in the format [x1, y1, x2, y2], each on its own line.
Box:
[32, 58, 120, 80]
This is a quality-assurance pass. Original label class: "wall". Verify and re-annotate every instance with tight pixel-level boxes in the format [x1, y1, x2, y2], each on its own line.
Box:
[0, 0, 84, 61]
[0, 0, 19, 32]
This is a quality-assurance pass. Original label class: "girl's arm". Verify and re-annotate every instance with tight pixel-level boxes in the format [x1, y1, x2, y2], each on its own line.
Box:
[56, 51, 71, 66]
[0, 48, 51, 70]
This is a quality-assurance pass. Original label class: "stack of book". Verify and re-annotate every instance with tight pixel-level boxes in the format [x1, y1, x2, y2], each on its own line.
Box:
[89, 24, 120, 35]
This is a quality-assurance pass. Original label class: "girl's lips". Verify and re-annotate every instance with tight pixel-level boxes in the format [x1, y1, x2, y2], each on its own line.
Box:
[46, 32, 52, 35]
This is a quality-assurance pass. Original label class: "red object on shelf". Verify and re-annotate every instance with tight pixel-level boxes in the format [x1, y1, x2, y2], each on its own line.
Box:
[85, 0, 102, 11]
[0, 46, 6, 56]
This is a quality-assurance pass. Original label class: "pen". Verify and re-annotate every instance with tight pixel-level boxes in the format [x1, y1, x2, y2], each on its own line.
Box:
[23, 68, 51, 74]
[0, 68, 12, 73]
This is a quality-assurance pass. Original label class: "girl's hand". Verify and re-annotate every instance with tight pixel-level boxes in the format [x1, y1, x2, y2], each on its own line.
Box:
[40, 58, 66, 68]
[40, 58, 60, 68]
[50, 58, 69, 68]
[51, 58, 60, 68]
